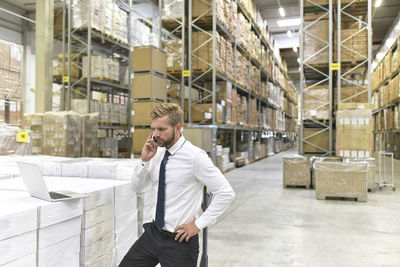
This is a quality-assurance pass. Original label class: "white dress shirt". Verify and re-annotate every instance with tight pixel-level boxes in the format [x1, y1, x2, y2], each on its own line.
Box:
[132, 135, 235, 232]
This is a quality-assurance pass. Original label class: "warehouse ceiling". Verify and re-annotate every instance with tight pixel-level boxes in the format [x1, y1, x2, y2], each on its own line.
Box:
[256, 0, 400, 89]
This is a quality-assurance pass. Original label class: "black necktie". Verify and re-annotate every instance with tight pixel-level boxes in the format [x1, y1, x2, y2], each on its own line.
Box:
[155, 150, 171, 230]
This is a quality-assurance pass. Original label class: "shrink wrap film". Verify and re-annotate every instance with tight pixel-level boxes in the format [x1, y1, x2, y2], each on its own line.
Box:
[283, 155, 310, 188]
[314, 162, 368, 201]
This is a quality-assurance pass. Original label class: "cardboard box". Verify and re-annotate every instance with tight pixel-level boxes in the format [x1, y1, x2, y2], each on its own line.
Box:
[191, 103, 223, 123]
[132, 46, 166, 74]
[182, 127, 212, 153]
[132, 128, 152, 153]
[132, 73, 167, 100]
[303, 84, 329, 120]
[132, 101, 161, 126]
[336, 109, 373, 157]
[337, 102, 374, 110]
[302, 128, 329, 153]
[283, 155, 310, 188]
[314, 162, 368, 201]
[304, 20, 329, 65]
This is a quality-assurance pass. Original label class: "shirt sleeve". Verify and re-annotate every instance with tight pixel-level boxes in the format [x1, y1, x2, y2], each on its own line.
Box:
[193, 150, 235, 230]
[131, 159, 152, 192]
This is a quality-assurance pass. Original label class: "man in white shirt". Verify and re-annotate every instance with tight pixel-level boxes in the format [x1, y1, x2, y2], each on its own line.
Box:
[119, 103, 235, 267]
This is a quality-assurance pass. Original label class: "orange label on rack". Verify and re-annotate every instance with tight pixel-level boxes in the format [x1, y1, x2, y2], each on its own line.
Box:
[182, 70, 190, 77]
[331, 63, 340, 70]
[17, 131, 29, 143]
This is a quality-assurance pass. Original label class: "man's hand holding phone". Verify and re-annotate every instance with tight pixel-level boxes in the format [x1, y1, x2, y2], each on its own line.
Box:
[141, 132, 158, 162]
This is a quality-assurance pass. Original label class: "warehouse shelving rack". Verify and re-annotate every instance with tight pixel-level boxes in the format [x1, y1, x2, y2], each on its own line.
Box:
[299, 0, 333, 156]
[300, 0, 372, 156]
[159, 0, 186, 109]
[54, 0, 133, 155]
[337, 0, 372, 104]
[371, 33, 400, 157]
[188, 0, 299, 167]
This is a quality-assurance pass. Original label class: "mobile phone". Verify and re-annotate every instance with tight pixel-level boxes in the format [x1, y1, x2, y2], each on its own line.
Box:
[152, 133, 158, 145]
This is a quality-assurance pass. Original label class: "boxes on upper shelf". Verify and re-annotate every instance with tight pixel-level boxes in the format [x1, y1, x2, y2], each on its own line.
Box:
[131, 46, 166, 74]
[132, 73, 167, 100]
[304, 19, 329, 65]
[303, 84, 329, 120]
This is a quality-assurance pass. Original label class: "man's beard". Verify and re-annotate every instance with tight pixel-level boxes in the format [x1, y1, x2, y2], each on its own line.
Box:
[157, 130, 175, 148]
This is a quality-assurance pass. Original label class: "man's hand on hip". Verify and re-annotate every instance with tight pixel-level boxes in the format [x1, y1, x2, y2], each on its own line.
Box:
[174, 219, 200, 242]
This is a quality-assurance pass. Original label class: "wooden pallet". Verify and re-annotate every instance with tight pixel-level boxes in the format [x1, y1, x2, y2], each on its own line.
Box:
[192, 68, 211, 74]
[316, 195, 367, 202]
[132, 97, 166, 102]
[94, 76, 119, 83]
[284, 184, 310, 189]
[162, 19, 183, 32]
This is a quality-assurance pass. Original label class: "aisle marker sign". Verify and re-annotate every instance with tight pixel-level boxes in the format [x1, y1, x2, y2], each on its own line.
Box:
[331, 63, 340, 70]
[17, 131, 29, 143]
[183, 70, 191, 77]
[63, 76, 69, 82]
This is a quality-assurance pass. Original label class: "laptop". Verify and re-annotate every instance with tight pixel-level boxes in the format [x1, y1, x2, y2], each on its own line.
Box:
[17, 161, 85, 202]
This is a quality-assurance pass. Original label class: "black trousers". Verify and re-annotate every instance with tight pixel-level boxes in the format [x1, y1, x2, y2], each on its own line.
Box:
[119, 222, 199, 267]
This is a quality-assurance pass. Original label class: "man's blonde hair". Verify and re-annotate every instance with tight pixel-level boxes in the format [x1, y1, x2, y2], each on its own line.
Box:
[151, 103, 183, 126]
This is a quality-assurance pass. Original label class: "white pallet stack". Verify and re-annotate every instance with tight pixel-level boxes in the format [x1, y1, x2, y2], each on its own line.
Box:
[137, 184, 156, 237]
[0, 181, 83, 267]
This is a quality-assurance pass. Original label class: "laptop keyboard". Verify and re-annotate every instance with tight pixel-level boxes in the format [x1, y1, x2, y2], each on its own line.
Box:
[49, 191, 71, 199]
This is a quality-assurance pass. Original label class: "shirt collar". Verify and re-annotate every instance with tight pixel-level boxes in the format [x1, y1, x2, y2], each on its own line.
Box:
[166, 135, 185, 156]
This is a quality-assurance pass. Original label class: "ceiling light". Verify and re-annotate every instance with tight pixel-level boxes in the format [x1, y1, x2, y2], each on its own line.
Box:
[287, 30, 293, 37]
[277, 18, 301, 27]
[279, 7, 285, 17]
[375, 0, 382, 7]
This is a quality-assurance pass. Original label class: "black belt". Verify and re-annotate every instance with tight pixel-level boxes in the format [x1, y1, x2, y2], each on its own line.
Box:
[151, 221, 177, 238]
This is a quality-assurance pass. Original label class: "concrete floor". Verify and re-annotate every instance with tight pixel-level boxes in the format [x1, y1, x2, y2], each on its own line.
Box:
[203, 149, 400, 267]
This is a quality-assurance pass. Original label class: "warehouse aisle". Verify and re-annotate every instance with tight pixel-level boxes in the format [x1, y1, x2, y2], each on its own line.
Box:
[205, 149, 400, 267]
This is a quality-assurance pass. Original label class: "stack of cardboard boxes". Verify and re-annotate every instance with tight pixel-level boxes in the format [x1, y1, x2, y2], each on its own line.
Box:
[23, 111, 99, 157]
[131, 46, 167, 154]
[336, 103, 373, 158]
[0, 40, 23, 126]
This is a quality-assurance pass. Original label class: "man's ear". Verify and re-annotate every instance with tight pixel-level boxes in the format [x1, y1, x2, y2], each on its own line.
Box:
[176, 124, 182, 134]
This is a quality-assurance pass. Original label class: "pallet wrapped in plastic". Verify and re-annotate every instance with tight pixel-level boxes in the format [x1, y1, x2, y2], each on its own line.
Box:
[303, 84, 329, 120]
[71, 0, 104, 32]
[345, 157, 377, 191]
[82, 56, 119, 82]
[304, 19, 329, 65]
[0, 124, 32, 156]
[42, 111, 82, 157]
[23, 113, 44, 155]
[314, 161, 368, 202]
[283, 155, 310, 188]
[162, 0, 184, 20]
[81, 113, 99, 157]
[310, 156, 342, 189]
[130, 19, 150, 47]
